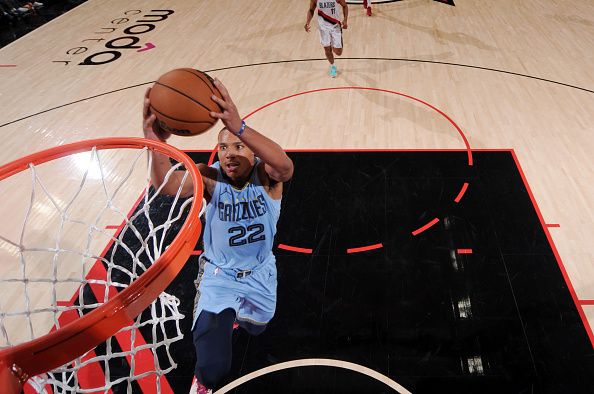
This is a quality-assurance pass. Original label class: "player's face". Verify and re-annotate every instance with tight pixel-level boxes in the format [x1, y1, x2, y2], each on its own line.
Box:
[217, 129, 255, 181]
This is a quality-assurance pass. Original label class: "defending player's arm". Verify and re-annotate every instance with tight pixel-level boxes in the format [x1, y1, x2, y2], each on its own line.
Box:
[305, 0, 316, 32]
[338, 0, 348, 29]
[209, 79, 294, 183]
[142, 88, 217, 199]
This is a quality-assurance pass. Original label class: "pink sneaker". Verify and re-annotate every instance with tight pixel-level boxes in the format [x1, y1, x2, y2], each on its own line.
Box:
[189, 377, 212, 394]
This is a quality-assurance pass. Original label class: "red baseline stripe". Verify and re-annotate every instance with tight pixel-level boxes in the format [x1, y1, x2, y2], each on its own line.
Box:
[105, 225, 119, 229]
[546, 223, 560, 228]
[278, 244, 313, 254]
[454, 182, 469, 203]
[457, 249, 473, 254]
[580, 300, 594, 305]
[52, 188, 174, 390]
[48, 289, 110, 393]
[347, 243, 383, 254]
[86, 263, 173, 394]
[411, 218, 440, 236]
[185, 149, 499, 153]
[76, 346, 108, 392]
[511, 149, 594, 348]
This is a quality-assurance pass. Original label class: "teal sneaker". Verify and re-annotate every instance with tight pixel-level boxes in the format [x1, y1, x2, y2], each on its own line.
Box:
[329, 64, 337, 78]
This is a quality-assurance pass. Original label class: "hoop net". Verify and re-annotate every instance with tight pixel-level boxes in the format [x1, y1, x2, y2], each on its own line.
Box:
[0, 138, 204, 393]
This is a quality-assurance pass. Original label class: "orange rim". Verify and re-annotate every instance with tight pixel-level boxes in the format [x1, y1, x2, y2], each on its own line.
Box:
[0, 138, 203, 389]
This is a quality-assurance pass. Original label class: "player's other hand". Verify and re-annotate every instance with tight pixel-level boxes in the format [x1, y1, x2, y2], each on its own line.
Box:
[143, 88, 171, 142]
[304, 23, 311, 32]
[209, 79, 243, 135]
[342, 21, 348, 29]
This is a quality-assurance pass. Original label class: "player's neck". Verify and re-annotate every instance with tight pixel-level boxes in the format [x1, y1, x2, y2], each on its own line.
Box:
[222, 168, 251, 188]
[229, 176, 249, 188]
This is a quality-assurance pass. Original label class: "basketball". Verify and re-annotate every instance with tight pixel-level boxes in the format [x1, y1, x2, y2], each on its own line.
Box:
[149, 68, 223, 137]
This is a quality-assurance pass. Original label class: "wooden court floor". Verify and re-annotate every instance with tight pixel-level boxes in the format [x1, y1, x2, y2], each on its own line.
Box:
[0, 0, 593, 392]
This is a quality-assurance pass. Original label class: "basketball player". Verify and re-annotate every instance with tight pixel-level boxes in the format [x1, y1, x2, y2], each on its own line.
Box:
[305, 0, 349, 78]
[142, 79, 294, 393]
[363, 0, 372, 16]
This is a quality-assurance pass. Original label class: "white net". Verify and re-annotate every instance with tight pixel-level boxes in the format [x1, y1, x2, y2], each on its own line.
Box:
[0, 144, 203, 393]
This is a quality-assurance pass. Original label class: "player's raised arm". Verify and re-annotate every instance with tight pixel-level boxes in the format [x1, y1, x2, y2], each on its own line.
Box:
[209, 79, 294, 183]
[142, 88, 217, 198]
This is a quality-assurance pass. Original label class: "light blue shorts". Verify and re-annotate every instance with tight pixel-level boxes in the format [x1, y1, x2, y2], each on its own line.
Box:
[191, 255, 277, 330]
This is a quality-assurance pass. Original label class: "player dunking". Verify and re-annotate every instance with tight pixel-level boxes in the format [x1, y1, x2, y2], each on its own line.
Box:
[305, 0, 349, 78]
[142, 79, 294, 394]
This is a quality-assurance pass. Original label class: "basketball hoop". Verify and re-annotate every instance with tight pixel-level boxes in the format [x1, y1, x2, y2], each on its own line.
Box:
[0, 138, 204, 392]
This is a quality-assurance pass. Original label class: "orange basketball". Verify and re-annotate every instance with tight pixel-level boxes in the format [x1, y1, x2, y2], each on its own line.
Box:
[149, 68, 222, 136]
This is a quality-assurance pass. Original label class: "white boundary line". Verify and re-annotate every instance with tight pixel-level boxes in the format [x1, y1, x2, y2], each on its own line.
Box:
[214, 358, 413, 393]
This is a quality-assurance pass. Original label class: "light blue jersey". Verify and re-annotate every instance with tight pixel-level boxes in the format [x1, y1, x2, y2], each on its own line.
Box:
[192, 159, 281, 328]
[201, 158, 281, 269]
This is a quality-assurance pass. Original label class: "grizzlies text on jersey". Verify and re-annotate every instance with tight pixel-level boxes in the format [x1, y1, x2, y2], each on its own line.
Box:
[201, 158, 281, 270]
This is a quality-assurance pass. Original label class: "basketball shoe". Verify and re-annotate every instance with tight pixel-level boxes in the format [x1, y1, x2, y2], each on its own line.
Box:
[329, 64, 337, 78]
[189, 377, 212, 394]
[363, 0, 372, 16]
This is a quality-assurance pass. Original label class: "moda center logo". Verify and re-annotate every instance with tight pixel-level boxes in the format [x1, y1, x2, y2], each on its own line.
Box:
[53, 9, 173, 66]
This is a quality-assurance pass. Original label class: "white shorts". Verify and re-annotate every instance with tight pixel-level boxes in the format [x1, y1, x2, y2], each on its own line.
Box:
[318, 22, 343, 49]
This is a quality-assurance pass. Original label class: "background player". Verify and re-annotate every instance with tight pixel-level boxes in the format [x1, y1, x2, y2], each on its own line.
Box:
[305, 0, 349, 77]
[363, 0, 372, 16]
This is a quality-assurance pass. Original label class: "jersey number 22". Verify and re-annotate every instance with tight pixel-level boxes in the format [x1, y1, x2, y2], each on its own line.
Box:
[228, 224, 265, 246]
